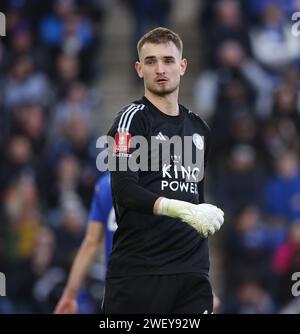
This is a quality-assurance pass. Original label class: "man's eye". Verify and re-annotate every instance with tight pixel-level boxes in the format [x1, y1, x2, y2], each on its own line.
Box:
[165, 59, 174, 63]
[146, 60, 154, 64]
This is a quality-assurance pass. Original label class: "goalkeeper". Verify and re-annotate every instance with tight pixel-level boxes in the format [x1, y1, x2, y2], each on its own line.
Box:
[103, 27, 224, 314]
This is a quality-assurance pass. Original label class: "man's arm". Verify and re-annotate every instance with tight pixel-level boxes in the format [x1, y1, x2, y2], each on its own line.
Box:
[54, 222, 104, 314]
[108, 104, 160, 214]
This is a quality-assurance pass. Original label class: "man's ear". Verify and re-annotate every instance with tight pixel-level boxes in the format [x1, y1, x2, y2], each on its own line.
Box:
[180, 58, 187, 76]
[135, 61, 143, 78]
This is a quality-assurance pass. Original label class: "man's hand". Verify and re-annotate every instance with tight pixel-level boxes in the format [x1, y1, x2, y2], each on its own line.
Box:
[54, 294, 78, 314]
[156, 198, 224, 237]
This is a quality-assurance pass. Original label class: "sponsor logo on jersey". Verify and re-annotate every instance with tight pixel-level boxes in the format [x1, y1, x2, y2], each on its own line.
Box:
[113, 131, 132, 153]
[193, 133, 204, 150]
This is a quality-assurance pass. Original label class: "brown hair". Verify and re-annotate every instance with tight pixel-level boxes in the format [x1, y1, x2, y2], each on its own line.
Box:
[137, 27, 183, 57]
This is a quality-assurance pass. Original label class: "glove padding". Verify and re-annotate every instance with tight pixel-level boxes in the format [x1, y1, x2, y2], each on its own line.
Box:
[157, 198, 224, 238]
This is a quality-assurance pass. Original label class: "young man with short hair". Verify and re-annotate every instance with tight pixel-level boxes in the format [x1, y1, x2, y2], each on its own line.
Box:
[104, 27, 224, 314]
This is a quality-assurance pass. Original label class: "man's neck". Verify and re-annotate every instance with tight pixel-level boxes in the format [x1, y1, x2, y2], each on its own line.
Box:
[144, 91, 179, 116]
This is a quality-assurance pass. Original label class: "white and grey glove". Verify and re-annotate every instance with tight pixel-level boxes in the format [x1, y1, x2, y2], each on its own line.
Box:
[157, 198, 224, 238]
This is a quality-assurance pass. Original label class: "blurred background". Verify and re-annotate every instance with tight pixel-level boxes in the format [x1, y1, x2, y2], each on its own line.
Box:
[0, 0, 300, 314]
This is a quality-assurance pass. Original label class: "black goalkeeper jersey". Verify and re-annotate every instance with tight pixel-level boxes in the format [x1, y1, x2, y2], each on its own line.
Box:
[106, 96, 211, 277]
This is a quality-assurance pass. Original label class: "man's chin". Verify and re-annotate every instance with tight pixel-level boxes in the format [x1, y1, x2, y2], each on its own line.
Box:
[149, 85, 176, 96]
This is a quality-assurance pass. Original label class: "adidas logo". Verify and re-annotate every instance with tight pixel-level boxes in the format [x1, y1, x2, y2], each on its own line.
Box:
[155, 132, 167, 141]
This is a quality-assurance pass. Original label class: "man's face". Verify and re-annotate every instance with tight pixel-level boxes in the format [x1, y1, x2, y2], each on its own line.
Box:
[135, 42, 187, 96]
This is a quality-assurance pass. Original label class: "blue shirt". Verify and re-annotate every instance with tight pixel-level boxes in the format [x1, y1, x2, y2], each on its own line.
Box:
[88, 173, 117, 266]
[265, 173, 300, 222]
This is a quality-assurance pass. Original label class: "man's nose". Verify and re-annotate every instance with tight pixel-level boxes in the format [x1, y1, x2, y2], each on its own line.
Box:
[156, 62, 165, 75]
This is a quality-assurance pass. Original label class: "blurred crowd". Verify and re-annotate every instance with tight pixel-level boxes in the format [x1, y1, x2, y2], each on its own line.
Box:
[196, 0, 300, 314]
[0, 0, 300, 314]
[0, 0, 106, 313]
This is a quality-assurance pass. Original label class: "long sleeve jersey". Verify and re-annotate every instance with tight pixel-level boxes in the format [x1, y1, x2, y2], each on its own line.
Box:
[106, 96, 211, 277]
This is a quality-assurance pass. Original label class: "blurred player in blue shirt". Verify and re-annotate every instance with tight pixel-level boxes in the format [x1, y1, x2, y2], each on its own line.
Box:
[54, 172, 117, 314]
[88, 173, 117, 266]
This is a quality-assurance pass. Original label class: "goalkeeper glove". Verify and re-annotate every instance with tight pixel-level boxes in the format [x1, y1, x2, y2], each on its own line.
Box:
[157, 198, 224, 238]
